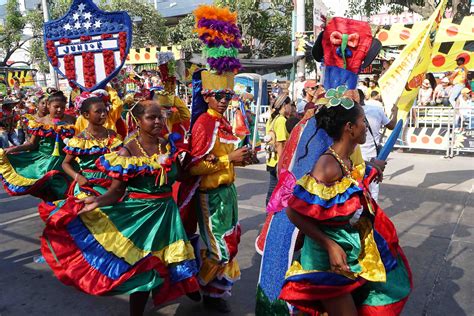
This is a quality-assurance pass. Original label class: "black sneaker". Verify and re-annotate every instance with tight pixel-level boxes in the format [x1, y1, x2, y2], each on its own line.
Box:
[202, 295, 231, 313]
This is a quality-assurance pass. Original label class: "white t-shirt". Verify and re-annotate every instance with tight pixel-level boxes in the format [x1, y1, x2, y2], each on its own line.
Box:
[361, 100, 390, 159]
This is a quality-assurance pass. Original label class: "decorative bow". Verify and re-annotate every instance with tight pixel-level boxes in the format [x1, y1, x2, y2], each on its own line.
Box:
[329, 31, 360, 69]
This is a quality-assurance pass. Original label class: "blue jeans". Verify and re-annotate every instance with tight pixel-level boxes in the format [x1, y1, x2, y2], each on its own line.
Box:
[449, 84, 465, 107]
[266, 166, 278, 206]
[16, 129, 25, 145]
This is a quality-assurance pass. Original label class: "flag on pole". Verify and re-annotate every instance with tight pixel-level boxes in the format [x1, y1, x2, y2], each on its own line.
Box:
[378, 0, 448, 117]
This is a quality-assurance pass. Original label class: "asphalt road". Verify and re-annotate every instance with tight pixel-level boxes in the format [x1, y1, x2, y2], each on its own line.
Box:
[0, 151, 473, 316]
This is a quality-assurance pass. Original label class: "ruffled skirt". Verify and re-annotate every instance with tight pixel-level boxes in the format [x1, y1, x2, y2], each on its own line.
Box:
[0, 149, 69, 201]
[279, 206, 412, 315]
[39, 186, 199, 306]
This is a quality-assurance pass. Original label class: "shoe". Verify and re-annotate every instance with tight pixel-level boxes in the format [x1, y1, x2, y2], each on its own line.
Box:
[203, 295, 231, 313]
[186, 291, 202, 302]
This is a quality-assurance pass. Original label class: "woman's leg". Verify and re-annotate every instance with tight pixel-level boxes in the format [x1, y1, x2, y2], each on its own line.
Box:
[265, 167, 278, 206]
[129, 291, 150, 316]
[321, 293, 358, 316]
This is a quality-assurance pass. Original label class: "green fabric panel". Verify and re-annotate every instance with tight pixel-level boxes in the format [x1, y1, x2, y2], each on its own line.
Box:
[99, 197, 187, 252]
[6, 137, 69, 199]
[353, 256, 411, 307]
[300, 225, 363, 273]
[197, 184, 238, 262]
[109, 270, 164, 295]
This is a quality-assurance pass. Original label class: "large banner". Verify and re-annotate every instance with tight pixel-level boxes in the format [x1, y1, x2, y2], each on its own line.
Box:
[376, 16, 474, 72]
[379, 0, 448, 116]
[43, 0, 132, 91]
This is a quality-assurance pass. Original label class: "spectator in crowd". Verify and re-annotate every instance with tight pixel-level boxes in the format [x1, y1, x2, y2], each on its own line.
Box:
[455, 87, 472, 130]
[265, 94, 291, 205]
[298, 80, 318, 117]
[433, 77, 451, 106]
[360, 90, 398, 201]
[417, 79, 434, 106]
[0, 98, 20, 148]
[293, 72, 306, 112]
[271, 79, 282, 98]
[449, 56, 468, 107]
[357, 80, 368, 98]
[366, 79, 381, 100]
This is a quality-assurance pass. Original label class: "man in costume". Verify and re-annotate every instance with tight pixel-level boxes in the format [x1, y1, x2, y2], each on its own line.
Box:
[183, 5, 252, 313]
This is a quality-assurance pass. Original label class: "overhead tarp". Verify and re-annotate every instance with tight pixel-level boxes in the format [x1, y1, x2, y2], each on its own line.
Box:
[190, 53, 304, 74]
[376, 16, 474, 72]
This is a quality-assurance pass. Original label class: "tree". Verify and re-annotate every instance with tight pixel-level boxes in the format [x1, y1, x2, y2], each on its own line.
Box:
[0, 0, 30, 67]
[346, 0, 471, 23]
[214, 0, 293, 59]
[168, 14, 201, 53]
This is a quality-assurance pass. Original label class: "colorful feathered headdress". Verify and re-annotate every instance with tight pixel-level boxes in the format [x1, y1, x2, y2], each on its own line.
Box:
[191, 5, 242, 127]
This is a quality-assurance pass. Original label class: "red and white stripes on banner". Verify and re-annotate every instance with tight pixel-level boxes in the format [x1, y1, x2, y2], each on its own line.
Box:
[56, 34, 121, 89]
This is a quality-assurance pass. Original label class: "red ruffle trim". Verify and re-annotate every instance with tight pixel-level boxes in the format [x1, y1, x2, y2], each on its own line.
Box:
[279, 278, 367, 315]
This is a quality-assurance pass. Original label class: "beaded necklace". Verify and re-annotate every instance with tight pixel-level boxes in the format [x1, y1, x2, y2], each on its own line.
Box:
[84, 127, 110, 147]
[328, 146, 353, 179]
[135, 135, 162, 158]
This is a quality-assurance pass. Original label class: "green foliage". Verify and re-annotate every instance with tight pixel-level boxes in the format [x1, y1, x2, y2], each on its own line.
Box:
[168, 14, 200, 53]
[0, 0, 27, 66]
[213, 0, 293, 59]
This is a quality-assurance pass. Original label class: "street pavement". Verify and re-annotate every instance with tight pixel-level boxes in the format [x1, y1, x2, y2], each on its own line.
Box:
[0, 151, 473, 316]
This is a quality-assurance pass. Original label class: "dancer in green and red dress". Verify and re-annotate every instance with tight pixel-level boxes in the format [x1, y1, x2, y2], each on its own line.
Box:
[0, 90, 75, 201]
[40, 100, 199, 316]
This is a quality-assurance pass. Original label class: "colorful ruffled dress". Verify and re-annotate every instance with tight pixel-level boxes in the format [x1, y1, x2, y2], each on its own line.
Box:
[62, 132, 123, 196]
[40, 150, 200, 305]
[279, 157, 412, 315]
[0, 119, 75, 201]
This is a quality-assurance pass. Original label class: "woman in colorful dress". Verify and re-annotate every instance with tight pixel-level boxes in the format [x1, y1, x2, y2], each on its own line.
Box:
[279, 102, 412, 315]
[0, 90, 75, 201]
[40, 100, 199, 316]
[61, 96, 122, 196]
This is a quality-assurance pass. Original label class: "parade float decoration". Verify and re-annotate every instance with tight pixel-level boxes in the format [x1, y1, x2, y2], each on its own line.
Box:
[43, 0, 132, 91]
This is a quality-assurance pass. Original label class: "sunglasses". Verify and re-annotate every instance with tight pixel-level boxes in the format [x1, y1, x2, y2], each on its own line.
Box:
[213, 92, 234, 101]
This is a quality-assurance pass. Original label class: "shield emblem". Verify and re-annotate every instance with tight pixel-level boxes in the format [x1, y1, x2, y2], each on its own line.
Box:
[43, 0, 132, 92]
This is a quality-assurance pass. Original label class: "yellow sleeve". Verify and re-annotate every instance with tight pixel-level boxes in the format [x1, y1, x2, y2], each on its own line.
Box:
[106, 86, 124, 123]
[168, 97, 190, 126]
[190, 155, 231, 176]
[274, 117, 288, 142]
[75, 115, 88, 133]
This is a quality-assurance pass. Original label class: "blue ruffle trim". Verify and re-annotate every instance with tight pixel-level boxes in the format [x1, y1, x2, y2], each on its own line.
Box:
[285, 270, 359, 286]
[169, 260, 198, 283]
[292, 184, 362, 208]
[97, 155, 159, 179]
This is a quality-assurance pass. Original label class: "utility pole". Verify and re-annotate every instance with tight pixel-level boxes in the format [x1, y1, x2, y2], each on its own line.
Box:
[41, 0, 58, 88]
[296, 0, 306, 77]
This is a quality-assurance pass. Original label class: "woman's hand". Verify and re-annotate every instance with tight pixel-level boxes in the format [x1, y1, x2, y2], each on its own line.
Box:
[78, 196, 99, 214]
[76, 174, 90, 187]
[3, 147, 15, 155]
[370, 158, 386, 183]
[327, 241, 350, 273]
